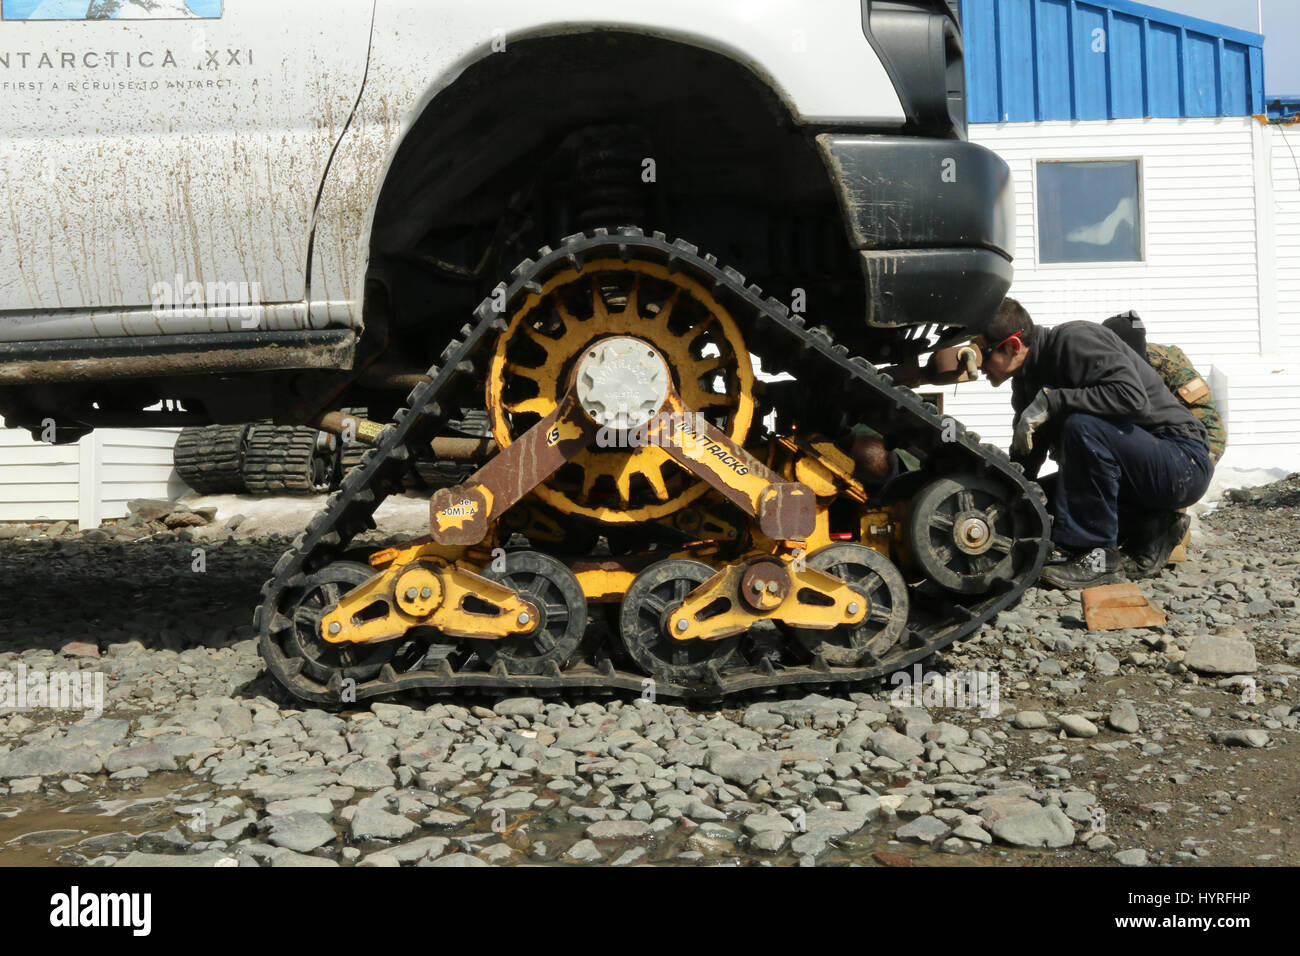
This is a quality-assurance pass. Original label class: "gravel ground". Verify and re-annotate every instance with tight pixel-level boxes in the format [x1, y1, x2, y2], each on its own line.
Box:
[0, 479, 1297, 868]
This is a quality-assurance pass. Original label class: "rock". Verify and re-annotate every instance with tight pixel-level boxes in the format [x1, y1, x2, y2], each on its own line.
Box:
[990, 807, 1075, 848]
[126, 498, 174, 521]
[1087, 834, 1116, 852]
[115, 850, 233, 868]
[1012, 711, 1050, 730]
[1185, 636, 1257, 675]
[349, 809, 419, 841]
[742, 707, 784, 731]
[951, 819, 992, 844]
[164, 511, 209, 529]
[1107, 700, 1140, 734]
[105, 742, 178, 774]
[385, 837, 449, 863]
[482, 791, 536, 812]
[268, 851, 339, 867]
[611, 847, 647, 866]
[924, 722, 969, 747]
[789, 809, 872, 858]
[537, 755, 576, 778]
[564, 839, 604, 863]
[266, 797, 334, 817]
[0, 744, 102, 779]
[1211, 730, 1270, 748]
[894, 815, 952, 845]
[339, 758, 397, 790]
[706, 748, 779, 787]
[939, 837, 975, 854]
[266, 812, 338, 853]
[1092, 652, 1121, 675]
[477, 844, 514, 865]
[426, 853, 490, 867]
[60, 642, 100, 659]
[417, 766, 465, 790]
[493, 698, 543, 719]
[867, 728, 924, 763]
[422, 809, 471, 829]
[896, 794, 932, 821]
[586, 820, 652, 842]
[1115, 848, 1149, 866]
[750, 831, 787, 853]
[1057, 714, 1098, 738]
[946, 752, 987, 774]
[743, 813, 795, 836]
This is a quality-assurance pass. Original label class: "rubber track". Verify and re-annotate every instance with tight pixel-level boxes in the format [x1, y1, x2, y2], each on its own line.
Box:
[173, 424, 250, 495]
[243, 424, 334, 495]
[256, 228, 1051, 705]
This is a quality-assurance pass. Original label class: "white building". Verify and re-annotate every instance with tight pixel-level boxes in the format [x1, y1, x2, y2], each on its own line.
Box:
[948, 0, 1300, 474]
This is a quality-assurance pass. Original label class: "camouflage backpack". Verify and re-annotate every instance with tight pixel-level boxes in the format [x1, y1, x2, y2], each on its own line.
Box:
[1146, 342, 1227, 465]
[1102, 311, 1226, 465]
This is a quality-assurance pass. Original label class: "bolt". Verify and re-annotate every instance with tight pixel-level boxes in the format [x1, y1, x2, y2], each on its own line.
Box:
[405, 587, 418, 600]
[675, 618, 689, 633]
[420, 587, 433, 599]
[517, 612, 531, 626]
[847, 602, 861, 616]
[328, 622, 341, 635]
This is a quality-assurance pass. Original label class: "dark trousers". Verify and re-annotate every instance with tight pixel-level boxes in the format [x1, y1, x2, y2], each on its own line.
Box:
[1048, 413, 1213, 551]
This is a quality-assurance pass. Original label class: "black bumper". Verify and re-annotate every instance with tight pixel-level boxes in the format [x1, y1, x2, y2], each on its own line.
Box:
[817, 134, 1015, 333]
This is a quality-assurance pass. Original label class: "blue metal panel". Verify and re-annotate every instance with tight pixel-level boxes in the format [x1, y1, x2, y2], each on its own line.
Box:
[964, 0, 1002, 122]
[1036, 0, 1072, 121]
[1221, 42, 1248, 116]
[998, 0, 1039, 121]
[1109, 12, 1146, 116]
[961, 0, 1266, 122]
[1073, 2, 1110, 120]
[1146, 20, 1182, 116]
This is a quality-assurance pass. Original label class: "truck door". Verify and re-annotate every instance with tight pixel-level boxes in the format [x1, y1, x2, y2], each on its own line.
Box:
[0, 0, 373, 339]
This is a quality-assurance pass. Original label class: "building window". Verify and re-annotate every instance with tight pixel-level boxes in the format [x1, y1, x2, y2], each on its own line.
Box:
[1037, 160, 1142, 264]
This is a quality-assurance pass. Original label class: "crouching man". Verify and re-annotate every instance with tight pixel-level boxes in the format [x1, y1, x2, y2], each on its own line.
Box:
[975, 298, 1213, 589]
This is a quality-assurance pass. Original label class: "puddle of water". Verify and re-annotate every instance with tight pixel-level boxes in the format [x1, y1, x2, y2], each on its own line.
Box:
[2, 774, 1038, 867]
[0, 774, 200, 866]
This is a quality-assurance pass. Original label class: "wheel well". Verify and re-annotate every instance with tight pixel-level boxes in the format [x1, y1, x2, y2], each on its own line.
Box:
[365, 31, 867, 366]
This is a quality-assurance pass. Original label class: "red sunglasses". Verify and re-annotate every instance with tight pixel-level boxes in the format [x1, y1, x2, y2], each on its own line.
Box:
[980, 330, 1023, 361]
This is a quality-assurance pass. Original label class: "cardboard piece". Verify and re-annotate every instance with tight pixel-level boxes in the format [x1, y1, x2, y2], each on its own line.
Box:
[1082, 582, 1168, 631]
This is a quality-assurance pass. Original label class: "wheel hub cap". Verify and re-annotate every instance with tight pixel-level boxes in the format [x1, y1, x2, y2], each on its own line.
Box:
[575, 336, 670, 429]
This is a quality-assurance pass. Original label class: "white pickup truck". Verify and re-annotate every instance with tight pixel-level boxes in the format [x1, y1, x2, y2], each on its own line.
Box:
[0, 0, 1012, 439]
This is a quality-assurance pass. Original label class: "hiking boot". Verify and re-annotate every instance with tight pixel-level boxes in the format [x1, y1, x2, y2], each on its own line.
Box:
[1125, 512, 1191, 578]
[1038, 547, 1125, 590]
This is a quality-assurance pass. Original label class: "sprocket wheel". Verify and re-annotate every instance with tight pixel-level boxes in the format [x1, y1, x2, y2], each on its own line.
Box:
[285, 561, 398, 683]
[485, 258, 755, 524]
[618, 558, 740, 684]
[785, 544, 909, 666]
[470, 550, 587, 675]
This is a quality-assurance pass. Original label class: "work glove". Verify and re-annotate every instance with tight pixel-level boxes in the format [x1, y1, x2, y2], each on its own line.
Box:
[1011, 389, 1051, 457]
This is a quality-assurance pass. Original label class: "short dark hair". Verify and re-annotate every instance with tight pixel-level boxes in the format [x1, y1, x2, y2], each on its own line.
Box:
[986, 297, 1035, 348]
